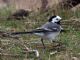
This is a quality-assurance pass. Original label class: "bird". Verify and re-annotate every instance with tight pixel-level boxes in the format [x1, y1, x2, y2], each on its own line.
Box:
[11, 15, 62, 49]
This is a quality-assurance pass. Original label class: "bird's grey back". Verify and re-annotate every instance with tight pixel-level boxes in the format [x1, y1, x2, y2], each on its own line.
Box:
[40, 22, 61, 32]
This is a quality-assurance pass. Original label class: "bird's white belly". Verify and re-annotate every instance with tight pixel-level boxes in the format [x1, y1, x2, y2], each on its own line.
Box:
[46, 32, 60, 40]
[34, 32, 60, 40]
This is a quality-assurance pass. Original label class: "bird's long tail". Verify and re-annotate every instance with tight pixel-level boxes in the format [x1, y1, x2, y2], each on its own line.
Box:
[11, 31, 33, 35]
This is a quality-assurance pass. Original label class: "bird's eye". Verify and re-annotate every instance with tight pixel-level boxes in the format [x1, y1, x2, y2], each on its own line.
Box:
[56, 18, 58, 20]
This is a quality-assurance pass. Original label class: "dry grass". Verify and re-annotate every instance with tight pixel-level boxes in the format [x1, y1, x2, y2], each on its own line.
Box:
[0, 5, 80, 60]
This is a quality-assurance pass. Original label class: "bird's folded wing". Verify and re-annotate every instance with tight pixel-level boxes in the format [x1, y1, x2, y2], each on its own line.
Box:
[33, 28, 58, 33]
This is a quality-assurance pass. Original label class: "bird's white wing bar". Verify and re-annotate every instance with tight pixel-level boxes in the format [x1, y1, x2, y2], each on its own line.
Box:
[49, 28, 59, 32]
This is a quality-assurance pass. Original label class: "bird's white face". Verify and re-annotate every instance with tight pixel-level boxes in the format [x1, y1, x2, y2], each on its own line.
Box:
[51, 16, 62, 23]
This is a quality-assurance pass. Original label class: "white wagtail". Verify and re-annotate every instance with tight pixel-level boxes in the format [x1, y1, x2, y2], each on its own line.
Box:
[11, 15, 62, 49]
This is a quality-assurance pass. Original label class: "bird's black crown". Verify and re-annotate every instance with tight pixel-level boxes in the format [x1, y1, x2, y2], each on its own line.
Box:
[49, 16, 56, 22]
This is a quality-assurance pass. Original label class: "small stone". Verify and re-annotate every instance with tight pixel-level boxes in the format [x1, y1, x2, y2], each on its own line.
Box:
[50, 51, 57, 55]
[72, 57, 79, 60]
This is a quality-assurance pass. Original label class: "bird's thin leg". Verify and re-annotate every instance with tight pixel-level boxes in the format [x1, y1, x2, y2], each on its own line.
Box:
[41, 38, 45, 49]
